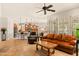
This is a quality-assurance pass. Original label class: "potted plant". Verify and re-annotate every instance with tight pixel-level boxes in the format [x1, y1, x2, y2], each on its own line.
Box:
[1, 28, 7, 34]
[75, 28, 79, 56]
[1, 28, 7, 41]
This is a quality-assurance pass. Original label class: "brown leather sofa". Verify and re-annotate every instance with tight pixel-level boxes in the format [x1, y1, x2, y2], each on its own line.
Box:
[42, 34, 76, 55]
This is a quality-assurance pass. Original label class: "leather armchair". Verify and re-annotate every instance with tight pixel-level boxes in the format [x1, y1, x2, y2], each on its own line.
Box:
[28, 32, 38, 44]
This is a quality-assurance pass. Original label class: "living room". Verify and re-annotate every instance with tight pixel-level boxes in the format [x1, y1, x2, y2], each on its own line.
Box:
[0, 3, 79, 56]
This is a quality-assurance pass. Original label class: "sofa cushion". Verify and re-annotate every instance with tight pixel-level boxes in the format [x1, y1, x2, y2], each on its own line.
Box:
[62, 35, 71, 42]
[53, 34, 62, 40]
[57, 34, 62, 40]
[62, 34, 76, 43]
[53, 34, 58, 40]
[58, 41, 70, 46]
[45, 39, 59, 44]
[69, 40, 76, 46]
[68, 35, 76, 40]
[45, 39, 71, 47]
[46, 34, 54, 39]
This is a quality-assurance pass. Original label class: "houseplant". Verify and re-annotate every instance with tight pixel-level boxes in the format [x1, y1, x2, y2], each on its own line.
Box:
[1, 28, 7, 41]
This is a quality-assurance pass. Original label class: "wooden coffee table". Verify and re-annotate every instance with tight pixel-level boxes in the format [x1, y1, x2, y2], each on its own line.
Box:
[35, 41, 58, 56]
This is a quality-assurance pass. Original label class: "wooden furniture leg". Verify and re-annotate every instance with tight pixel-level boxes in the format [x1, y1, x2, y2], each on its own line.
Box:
[36, 44, 38, 50]
[47, 49, 50, 56]
[41, 46, 43, 50]
[52, 48, 55, 54]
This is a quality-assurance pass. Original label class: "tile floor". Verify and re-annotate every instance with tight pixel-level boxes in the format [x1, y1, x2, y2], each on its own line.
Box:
[0, 39, 78, 56]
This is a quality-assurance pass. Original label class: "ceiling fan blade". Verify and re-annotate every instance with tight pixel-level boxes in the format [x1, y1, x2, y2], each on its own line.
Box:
[47, 9, 55, 12]
[36, 10, 43, 13]
[47, 5, 53, 8]
[44, 10, 46, 15]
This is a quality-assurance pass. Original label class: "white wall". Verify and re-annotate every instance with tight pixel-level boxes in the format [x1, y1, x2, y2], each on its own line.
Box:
[0, 4, 1, 17]
[0, 4, 2, 40]
[0, 3, 48, 40]
[48, 7, 79, 34]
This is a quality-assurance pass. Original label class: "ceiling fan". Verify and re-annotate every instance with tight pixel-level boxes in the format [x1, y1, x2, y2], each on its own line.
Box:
[36, 3, 55, 15]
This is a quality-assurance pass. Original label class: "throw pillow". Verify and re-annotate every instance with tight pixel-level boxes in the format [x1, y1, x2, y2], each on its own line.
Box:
[63, 38, 69, 42]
